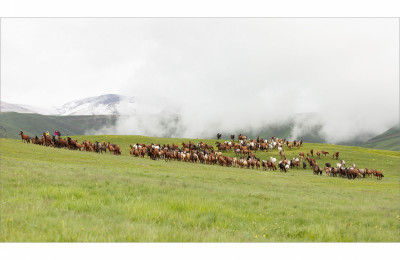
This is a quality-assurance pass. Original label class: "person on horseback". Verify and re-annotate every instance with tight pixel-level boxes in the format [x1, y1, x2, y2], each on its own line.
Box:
[46, 131, 50, 136]
[54, 130, 58, 136]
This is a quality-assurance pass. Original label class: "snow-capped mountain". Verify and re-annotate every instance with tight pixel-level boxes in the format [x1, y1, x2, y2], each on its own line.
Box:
[56, 94, 136, 116]
[0, 101, 55, 115]
[1, 94, 137, 116]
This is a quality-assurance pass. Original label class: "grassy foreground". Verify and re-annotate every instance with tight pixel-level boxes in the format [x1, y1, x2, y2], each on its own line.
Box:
[1, 135, 399, 242]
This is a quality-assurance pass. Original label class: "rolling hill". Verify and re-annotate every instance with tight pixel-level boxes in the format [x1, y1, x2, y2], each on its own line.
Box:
[359, 125, 400, 151]
[0, 112, 118, 139]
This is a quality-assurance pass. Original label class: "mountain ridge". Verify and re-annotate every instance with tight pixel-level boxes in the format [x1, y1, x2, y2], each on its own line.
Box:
[56, 94, 136, 115]
[1, 94, 136, 116]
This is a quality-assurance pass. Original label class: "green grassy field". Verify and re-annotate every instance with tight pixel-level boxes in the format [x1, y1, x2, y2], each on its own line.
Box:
[1, 135, 399, 242]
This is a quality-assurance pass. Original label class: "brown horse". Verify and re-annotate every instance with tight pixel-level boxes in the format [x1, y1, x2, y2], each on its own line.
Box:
[332, 152, 339, 160]
[31, 136, 43, 145]
[365, 168, 374, 178]
[42, 132, 52, 146]
[58, 137, 68, 148]
[107, 143, 115, 154]
[205, 144, 213, 151]
[215, 142, 226, 152]
[75, 142, 82, 151]
[19, 131, 30, 143]
[324, 166, 331, 176]
[113, 145, 122, 155]
[313, 166, 322, 175]
[373, 170, 384, 180]
[67, 137, 78, 150]
[316, 151, 321, 159]
[269, 162, 276, 171]
[238, 134, 247, 141]
[321, 150, 329, 156]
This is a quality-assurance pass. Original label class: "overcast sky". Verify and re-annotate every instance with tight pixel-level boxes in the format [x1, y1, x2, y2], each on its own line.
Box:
[1, 18, 399, 140]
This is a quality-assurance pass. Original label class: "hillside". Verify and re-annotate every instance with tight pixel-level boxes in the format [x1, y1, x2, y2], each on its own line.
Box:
[0, 112, 118, 139]
[359, 125, 400, 151]
[1, 135, 399, 242]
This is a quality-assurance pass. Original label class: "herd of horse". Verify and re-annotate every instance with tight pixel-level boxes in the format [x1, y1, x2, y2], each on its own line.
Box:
[20, 131, 122, 155]
[19, 130, 384, 180]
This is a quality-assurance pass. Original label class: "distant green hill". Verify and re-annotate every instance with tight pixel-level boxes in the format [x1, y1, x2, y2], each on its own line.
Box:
[1, 112, 399, 151]
[220, 121, 326, 143]
[359, 125, 400, 151]
[0, 112, 117, 139]
[368, 125, 400, 142]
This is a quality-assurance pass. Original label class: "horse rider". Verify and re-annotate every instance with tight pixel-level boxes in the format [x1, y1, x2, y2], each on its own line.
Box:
[46, 131, 50, 136]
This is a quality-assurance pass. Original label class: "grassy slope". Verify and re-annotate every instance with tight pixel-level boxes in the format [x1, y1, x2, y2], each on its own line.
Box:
[1, 136, 399, 242]
[360, 136, 400, 151]
[359, 125, 400, 151]
[368, 125, 400, 141]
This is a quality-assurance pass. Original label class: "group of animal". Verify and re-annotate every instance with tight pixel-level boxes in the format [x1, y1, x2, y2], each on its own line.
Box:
[20, 131, 122, 155]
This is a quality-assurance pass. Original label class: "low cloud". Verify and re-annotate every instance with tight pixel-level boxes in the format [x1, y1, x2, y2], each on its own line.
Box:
[3, 18, 398, 142]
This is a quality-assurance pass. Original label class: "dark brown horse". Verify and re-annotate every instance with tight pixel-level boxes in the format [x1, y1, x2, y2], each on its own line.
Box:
[215, 142, 226, 152]
[217, 133, 222, 140]
[67, 137, 78, 149]
[32, 136, 43, 145]
[332, 152, 339, 160]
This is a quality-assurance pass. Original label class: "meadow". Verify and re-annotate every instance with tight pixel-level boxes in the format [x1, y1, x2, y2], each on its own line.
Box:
[1, 135, 399, 242]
